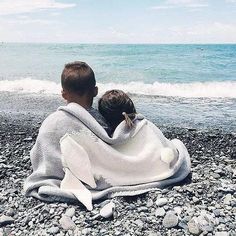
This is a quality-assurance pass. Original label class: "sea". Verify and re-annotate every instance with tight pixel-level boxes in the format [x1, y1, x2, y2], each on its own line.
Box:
[0, 43, 235, 131]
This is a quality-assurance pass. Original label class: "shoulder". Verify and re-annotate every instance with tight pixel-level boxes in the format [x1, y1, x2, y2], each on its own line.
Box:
[39, 110, 73, 133]
[41, 110, 64, 125]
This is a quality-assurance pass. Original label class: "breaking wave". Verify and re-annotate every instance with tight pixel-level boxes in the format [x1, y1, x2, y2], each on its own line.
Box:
[0, 78, 236, 98]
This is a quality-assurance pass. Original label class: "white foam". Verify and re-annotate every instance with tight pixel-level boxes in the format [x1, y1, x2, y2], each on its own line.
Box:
[0, 78, 235, 98]
[0, 78, 61, 94]
[98, 81, 236, 98]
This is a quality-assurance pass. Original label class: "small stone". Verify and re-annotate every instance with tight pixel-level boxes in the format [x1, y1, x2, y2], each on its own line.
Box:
[59, 215, 76, 230]
[193, 197, 200, 203]
[6, 208, 15, 217]
[174, 207, 182, 215]
[155, 208, 166, 217]
[146, 199, 154, 207]
[211, 173, 220, 179]
[223, 194, 232, 205]
[23, 137, 33, 141]
[28, 221, 34, 227]
[188, 217, 202, 235]
[23, 215, 30, 225]
[169, 197, 174, 203]
[162, 189, 169, 194]
[0, 215, 14, 227]
[162, 212, 178, 228]
[155, 198, 168, 207]
[201, 224, 214, 232]
[178, 221, 188, 230]
[48, 226, 60, 234]
[81, 228, 91, 235]
[114, 230, 121, 236]
[147, 232, 162, 236]
[65, 207, 76, 218]
[114, 221, 121, 227]
[218, 217, 225, 223]
[213, 209, 221, 217]
[215, 232, 229, 236]
[74, 227, 81, 236]
[137, 206, 148, 212]
[134, 219, 144, 228]
[49, 208, 55, 214]
[100, 201, 115, 218]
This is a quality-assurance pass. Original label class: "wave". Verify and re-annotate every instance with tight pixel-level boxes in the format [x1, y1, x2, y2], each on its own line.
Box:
[0, 78, 61, 95]
[0, 78, 236, 98]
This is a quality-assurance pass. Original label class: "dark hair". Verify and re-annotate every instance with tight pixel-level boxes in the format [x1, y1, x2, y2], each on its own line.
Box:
[61, 61, 95, 95]
[98, 90, 136, 131]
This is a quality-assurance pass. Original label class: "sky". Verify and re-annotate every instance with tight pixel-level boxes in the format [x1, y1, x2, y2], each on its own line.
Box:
[0, 0, 236, 43]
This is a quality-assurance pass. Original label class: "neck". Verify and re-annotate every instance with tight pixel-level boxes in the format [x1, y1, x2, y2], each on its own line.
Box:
[67, 96, 93, 110]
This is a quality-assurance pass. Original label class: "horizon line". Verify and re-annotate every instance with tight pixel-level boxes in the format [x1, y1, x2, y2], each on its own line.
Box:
[1, 41, 236, 45]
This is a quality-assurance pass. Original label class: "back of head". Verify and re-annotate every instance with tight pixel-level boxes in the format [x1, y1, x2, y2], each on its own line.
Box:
[98, 90, 136, 131]
[61, 61, 95, 95]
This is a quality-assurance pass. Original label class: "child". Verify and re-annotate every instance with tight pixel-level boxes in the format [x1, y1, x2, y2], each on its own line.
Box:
[61, 61, 108, 129]
[24, 61, 109, 198]
[98, 89, 136, 133]
[98, 89, 179, 164]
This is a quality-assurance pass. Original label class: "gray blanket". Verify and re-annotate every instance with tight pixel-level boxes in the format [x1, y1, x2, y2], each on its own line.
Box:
[24, 102, 191, 204]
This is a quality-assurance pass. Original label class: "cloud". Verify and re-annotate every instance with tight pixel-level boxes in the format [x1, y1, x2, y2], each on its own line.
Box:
[151, 5, 175, 10]
[166, 0, 206, 4]
[187, 22, 236, 36]
[107, 27, 135, 41]
[12, 18, 54, 25]
[0, 0, 76, 16]
[50, 12, 61, 16]
[150, 0, 208, 10]
[166, 22, 236, 43]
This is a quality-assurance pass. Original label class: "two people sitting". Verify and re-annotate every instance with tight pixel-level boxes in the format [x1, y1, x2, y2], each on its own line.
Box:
[24, 61, 191, 210]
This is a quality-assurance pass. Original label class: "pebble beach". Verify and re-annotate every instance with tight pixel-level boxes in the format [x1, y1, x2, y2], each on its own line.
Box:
[0, 92, 235, 236]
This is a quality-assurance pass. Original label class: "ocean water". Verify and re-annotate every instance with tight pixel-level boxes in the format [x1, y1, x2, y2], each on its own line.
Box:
[0, 43, 235, 131]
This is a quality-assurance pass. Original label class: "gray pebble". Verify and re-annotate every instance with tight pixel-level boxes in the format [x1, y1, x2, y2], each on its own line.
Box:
[146, 199, 154, 207]
[134, 219, 144, 228]
[215, 232, 229, 236]
[155, 198, 168, 207]
[59, 215, 76, 230]
[213, 209, 221, 217]
[193, 197, 200, 203]
[137, 206, 148, 212]
[23, 137, 33, 141]
[155, 207, 166, 217]
[74, 227, 81, 236]
[48, 226, 60, 234]
[178, 221, 188, 230]
[211, 173, 221, 179]
[65, 207, 76, 218]
[6, 208, 15, 217]
[49, 208, 55, 215]
[147, 231, 162, 236]
[188, 217, 202, 235]
[81, 228, 91, 235]
[223, 194, 232, 205]
[99, 202, 115, 218]
[162, 212, 178, 228]
[174, 206, 182, 215]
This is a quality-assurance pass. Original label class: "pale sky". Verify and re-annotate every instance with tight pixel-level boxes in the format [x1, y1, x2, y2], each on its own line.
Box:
[0, 0, 236, 43]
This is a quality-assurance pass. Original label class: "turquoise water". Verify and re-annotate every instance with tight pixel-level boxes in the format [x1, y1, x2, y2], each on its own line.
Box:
[0, 43, 235, 131]
[0, 43, 235, 84]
